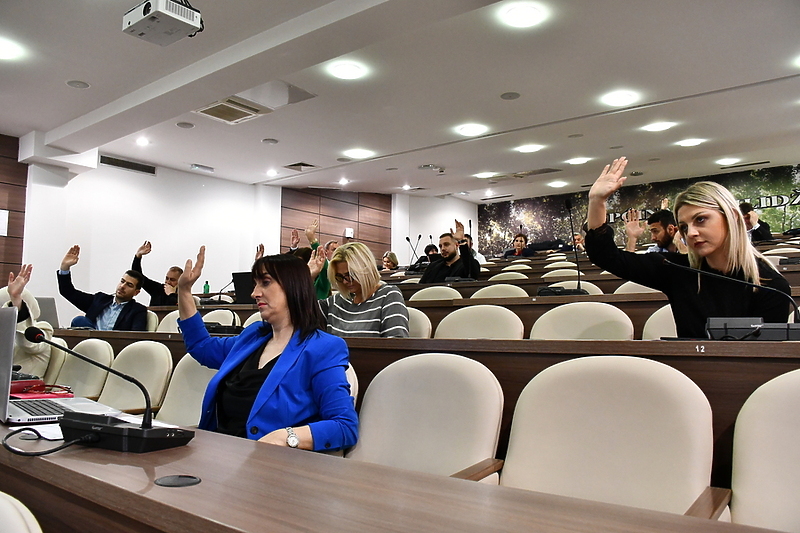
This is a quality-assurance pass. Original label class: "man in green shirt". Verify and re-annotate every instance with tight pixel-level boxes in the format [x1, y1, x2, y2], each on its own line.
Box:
[291, 220, 339, 300]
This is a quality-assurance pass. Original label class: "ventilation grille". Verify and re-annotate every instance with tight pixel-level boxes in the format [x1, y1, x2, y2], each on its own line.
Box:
[194, 98, 270, 125]
[164, 0, 198, 20]
[284, 162, 318, 172]
[719, 160, 770, 170]
[489, 168, 563, 182]
[99, 155, 156, 175]
[481, 193, 513, 202]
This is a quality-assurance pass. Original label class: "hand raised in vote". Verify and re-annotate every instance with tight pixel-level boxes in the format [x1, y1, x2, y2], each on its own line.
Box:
[589, 157, 628, 202]
[178, 246, 205, 291]
[136, 240, 152, 258]
[60, 245, 80, 271]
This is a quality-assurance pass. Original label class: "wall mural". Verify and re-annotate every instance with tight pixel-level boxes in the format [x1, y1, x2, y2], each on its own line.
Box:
[477, 164, 800, 258]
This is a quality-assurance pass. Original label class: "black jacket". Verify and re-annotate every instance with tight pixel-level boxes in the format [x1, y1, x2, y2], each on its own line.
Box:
[131, 255, 178, 306]
[419, 244, 481, 283]
[57, 271, 148, 331]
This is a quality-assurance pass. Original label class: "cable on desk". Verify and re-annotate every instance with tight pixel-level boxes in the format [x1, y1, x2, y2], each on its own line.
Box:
[2, 427, 100, 456]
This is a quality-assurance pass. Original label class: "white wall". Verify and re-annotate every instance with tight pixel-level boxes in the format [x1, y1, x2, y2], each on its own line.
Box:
[407, 196, 479, 263]
[23, 164, 281, 326]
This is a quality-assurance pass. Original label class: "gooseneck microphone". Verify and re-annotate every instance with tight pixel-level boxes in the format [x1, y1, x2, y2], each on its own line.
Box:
[24, 327, 194, 452]
[406, 236, 419, 262]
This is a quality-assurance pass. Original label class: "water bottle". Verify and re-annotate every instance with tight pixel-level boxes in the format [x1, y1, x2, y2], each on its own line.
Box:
[203, 281, 210, 295]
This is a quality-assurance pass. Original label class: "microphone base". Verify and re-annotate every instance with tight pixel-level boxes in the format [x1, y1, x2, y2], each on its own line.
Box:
[60, 412, 195, 453]
[536, 287, 590, 296]
[706, 318, 800, 341]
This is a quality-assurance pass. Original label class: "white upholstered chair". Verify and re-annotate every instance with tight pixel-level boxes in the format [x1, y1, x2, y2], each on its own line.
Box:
[642, 304, 677, 340]
[400, 277, 421, 284]
[408, 286, 462, 301]
[41, 337, 68, 385]
[488, 272, 528, 281]
[764, 247, 800, 255]
[765, 255, 785, 267]
[155, 354, 217, 427]
[501, 264, 532, 271]
[547, 280, 603, 295]
[434, 305, 524, 340]
[510, 258, 532, 263]
[55, 338, 113, 399]
[146, 310, 159, 332]
[406, 307, 432, 338]
[471, 284, 529, 299]
[97, 340, 173, 412]
[202, 308, 241, 326]
[156, 310, 181, 333]
[0, 491, 42, 533]
[345, 353, 503, 480]
[530, 302, 634, 340]
[540, 269, 583, 279]
[242, 312, 262, 327]
[345, 363, 359, 404]
[545, 254, 567, 261]
[543, 261, 577, 269]
[614, 281, 661, 294]
[731, 368, 800, 532]
[500, 356, 721, 517]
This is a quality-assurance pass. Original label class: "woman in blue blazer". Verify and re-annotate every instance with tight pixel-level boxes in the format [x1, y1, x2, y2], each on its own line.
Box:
[177, 247, 358, 451]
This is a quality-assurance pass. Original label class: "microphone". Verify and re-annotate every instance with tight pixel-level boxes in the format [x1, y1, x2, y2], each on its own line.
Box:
[413, 235, 422, 260]
[468, 220, 472, 237]
[406, 236, 419, 262]
[24, 327, 194, 453]
[561, 198, 588, 295]
[429, 235, 433, 244]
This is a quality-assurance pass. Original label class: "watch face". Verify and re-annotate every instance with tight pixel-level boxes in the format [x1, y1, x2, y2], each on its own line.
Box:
[287, 434, 299, 448]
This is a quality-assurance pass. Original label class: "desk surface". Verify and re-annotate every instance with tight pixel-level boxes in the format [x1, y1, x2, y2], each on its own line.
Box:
[0, 426, 775, 533]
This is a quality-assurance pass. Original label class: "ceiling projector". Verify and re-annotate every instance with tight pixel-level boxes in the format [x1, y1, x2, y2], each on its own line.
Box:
[123, 0, 202, 46]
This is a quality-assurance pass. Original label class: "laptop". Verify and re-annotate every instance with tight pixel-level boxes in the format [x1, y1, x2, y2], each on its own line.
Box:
[36, 296, 60, 328]
[0, 307, 120, 425]
[232, 272, 255, 304]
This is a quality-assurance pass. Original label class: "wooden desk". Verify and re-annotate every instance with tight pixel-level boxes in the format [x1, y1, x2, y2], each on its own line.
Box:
[0, 426, 776, 533]
[394, 274, 629, 299]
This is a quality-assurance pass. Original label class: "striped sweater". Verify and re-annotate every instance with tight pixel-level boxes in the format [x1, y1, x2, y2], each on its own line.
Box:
[319, 283, 409, 338]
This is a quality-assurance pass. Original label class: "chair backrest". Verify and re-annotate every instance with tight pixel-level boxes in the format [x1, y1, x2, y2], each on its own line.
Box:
[510, 258, 532, 263]
[156, 310, 181, 333]
[501, 264, 532, 271]
[471, 284, 529, 299]
[765, 255, 785, 267]
[543, 261, 577, 269]
[346, 353, 503, 477]
[547, 280, 603, 295]
[488, 272, 528, 281]
[545, 254, 567, 261]
[731, 368, 800, 531]
[408, 286, 462, 301]
[146, 310, 159, 332]
[642, 304, 677, 340]
[0, 490, 42, 533]
[530, 302, 634, 340]
[613, 281, 661, 294]
[434, 305, 524, 340]
[345, 363, 359, 404]
[42, 337, 68, 385]
[202, 308, 241, 326]
[540, 269, 583, 279]
[400, 278, 421, 284]
[407, 307, 432, 338]
[764, 247, 800, 255]
[56, 338, 113, 398]
[501, 355, 713, 515]
[242, 312, 262, 327]
[97, 340, 173, 411]
[155, 355, 217, 427]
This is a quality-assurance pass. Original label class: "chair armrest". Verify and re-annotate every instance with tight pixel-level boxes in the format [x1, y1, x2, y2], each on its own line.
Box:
[450, 458, 504, 481]
[684, 487, 731, 520]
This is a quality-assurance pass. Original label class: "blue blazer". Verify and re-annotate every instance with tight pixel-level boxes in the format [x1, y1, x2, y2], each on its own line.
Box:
[178, 313, 358, 451]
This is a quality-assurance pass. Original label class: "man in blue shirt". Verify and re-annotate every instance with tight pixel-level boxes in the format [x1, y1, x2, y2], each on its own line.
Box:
[57, 245, 148, 331]
[624, 209, 681, 254]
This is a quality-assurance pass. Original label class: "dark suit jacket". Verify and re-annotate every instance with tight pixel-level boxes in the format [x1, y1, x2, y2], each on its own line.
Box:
[57, 272, 148, 331]
[751, 221, 773, 242]
[131, 255, 178, 306]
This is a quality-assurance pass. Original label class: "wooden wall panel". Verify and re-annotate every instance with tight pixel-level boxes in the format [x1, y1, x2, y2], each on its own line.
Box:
[320, 197, 358, 221]
[281, 188, 319, 213]
[359, 193, 391, 212]
[319, 189, 359, 205]
[0, 135, 18, 160]
[281, 207, 316, 230]
[0, 157, 27, 186]
[358, 205, 389, 227]
[358, 223, 391, 244]
[7, 211, 24, 239]
[0, 135, 25, 270]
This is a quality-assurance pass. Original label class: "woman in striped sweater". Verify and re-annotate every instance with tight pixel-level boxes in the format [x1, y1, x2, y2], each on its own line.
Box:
[316, 243, 409, 338]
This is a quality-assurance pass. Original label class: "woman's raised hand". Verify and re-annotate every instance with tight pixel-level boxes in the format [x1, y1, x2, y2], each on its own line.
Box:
[589, 157, 628, 201]
[179, 246, 205, 291]
[308, 247, 326, 281]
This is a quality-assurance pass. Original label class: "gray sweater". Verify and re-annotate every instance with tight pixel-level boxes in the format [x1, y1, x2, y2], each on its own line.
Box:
[319, 283, 409, 338]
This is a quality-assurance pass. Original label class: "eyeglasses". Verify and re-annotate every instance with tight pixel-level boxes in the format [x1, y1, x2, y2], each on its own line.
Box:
[334, 272, 354, 283]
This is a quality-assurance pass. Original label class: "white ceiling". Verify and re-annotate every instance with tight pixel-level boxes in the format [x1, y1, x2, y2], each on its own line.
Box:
[3, 0, 800, 203]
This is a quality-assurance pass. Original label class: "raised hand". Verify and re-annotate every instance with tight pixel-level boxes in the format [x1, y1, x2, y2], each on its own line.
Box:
[305, 219, 319, 244]
[60, 245, 80, 271]
[254, 243, 264, 261]
[290, 229, 300, 249]
[624, 208, 645, 239]
[135, 240, 152, 258]
[588, 157, 628, 202]
[308, 247, 326, 281]
[450, 219, 465, 241]
[178, 246, 205, 291]
[7, 264, 32, 308]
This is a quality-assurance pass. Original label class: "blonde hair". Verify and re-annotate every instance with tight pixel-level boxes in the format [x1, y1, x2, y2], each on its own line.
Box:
[674, 181, 775, 284]
[382, 251, 398, 269]
[329, 242, 382, 302]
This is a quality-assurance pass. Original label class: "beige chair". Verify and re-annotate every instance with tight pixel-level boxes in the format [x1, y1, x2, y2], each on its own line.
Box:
[763, 247, 800, 255]
[42, 337, 68, 384]
[765, 255, 785, 267]
[434, 305, 524, 340]
[543, 261, 577, 269]
[242, 311, 262, 327]
[146, 310, 159, 332]
[202, 308, 241, 326]
[642, 304, 677, 340]
[488, 271, 528, 282]
[346, 353, 503, 480]
[156, 310, 181, 333]
[155, 355, 217, 427]
[731, 368, 800, 531]
[479, 267, 489, 272]
[408, 286, 462, 301]
[500, 356, 722, 517]
[510, 258, 532, 263]
[97, 340, 173, 412]
[471, 284, 529, 299]
[400, 278, 421, 284]
[390, 271, 407, 277]
[55, 338, 113, 399]
[614, 281, 661, 294]
[530, 302, 634, 340]
[545, 254, 567, 261]
[547, 280, 603, 295]
[0, 490, 42, 533]
[540, 269, 583, 279]
[206, 294, 235, 303]
[501, 264, 532, 271]
[345, 363, 359, 404]
[407, 307, 432, 338]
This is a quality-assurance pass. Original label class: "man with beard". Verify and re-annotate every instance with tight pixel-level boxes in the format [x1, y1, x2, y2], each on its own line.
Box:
[624, 209, 682, 253]
[419, 219, 481, 283]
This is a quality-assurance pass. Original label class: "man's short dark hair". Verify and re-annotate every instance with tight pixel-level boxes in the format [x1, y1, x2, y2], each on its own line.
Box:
[739, 202, 754, 214]
[646, 209, 676, 228]
[439, 232, 455, 240]
[124, 270, 144, 290]
[424, 244, 438, 255]
[169, 266, 184, 275]
[464, 233, 473, 243]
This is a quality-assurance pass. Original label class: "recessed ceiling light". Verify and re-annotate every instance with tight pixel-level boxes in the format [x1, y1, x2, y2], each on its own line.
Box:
[190, 164, 214, 173]
[599, 89, 641, 107]
[261, 138, 278, 144]
[266, 169, 278, 177]
[649, 158, 661, 161]
[641, 121, 677, 132]
[485, 189, 493, 197]
[629, 171, 644, 177]
[514, 144, 544, 153]
[609, 145, 624, 150]
[337, 157, 352, 163]
[675, 138, 706, 147]
[498, 2, 549, 28]
[794, 55, 800, 68]
[716, 158, 741, 166]
[548, 180, 568, 188]
[500, 92, 520, 100]
[475, 172, 498, 179]
[567, 133, 583, 138]
[338, 178, 349, 186]
[0, 37, 24, 60]
[66, 80, 90, 89]
[565, 157, 591, 165]
[326, 60, 368, 80]
[136, 137, 150, 147]
[454, 123, 488, 136]
[176, 122, 195, 129]
[342, 148, 375, 159]
[402, 185, 411, 191]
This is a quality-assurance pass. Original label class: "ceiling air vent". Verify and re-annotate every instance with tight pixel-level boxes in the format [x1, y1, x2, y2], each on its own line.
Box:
[481, 193, 513, 202]
[284, 162, 318, 172]
[486, 168, 562, 182]
[194, 97, 271, 125]
[99, 155, 156, 175]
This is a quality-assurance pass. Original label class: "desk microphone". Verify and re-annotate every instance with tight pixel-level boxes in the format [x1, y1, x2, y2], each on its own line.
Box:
[24, 327, 194, 453]
[406, 236, 420, 262]
[429, 235, 433, 244]
[538, 199, 589, 296]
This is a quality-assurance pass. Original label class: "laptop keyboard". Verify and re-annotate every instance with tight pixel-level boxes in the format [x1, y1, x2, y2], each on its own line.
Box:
[11, 399, 67, 416]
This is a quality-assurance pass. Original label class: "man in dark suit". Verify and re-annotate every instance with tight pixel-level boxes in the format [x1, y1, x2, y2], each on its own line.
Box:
[739, 202, 773, 242]
[419, 220, 480, 283]
[57, 245, 148, 331]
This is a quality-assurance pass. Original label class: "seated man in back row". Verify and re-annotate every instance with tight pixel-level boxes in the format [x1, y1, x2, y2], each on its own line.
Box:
[132, 240, 183, 306]
[57, 245, 148, 331]
[419, 220, 481, 283]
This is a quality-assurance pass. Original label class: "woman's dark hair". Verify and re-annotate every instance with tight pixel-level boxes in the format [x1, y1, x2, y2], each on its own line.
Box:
[513, 233, 528, 243]
[251, 254, 325, 340]
[424, 244, 438, 255]
[290, 247, 312, 263]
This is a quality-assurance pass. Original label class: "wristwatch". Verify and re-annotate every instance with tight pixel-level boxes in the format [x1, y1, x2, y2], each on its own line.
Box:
[458, 239, 468, 245]
[285, 427, 299, 448]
